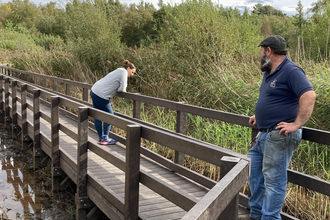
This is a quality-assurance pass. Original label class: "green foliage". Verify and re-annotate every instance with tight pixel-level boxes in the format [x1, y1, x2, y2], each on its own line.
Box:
[37, 3, 67, 39]
[252, 3, 286, 17]
[0, 3, 11, 28]
[64, 0, 122, 73]
[34, 34, 63, 50]
[119, 2, 157, 47]
[293, 0, 305, 35]
[0, 29, 41, 51]
[7, 0, 42, 31]
[301, 0, 330, 60]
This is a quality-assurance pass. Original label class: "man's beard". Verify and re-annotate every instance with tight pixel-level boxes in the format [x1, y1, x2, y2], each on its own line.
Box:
[260, 53, 272, 72]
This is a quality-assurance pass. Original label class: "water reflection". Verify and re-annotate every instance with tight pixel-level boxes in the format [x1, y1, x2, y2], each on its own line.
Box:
[0, 132, 52, 219]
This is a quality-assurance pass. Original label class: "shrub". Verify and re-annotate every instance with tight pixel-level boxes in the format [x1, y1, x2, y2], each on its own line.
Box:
[0, 29, 41, 51]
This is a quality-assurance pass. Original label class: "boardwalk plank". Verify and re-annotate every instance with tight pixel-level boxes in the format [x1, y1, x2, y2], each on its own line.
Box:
[4, 85, 250, 219]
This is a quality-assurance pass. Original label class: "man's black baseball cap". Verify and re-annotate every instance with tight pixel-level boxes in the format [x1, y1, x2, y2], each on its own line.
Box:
[258, 35, 286, 50]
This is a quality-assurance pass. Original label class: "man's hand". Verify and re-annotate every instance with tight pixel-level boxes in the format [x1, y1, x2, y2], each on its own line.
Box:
[249, 115, 257, 126]
[276, 122, 300, 136]
[277, 90, 316, 136]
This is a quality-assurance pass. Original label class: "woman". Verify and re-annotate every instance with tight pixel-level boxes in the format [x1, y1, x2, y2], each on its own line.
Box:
[90, 60, 136, 145]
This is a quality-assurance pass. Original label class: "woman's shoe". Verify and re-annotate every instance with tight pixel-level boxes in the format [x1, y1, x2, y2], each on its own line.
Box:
[101, 138, 117, 145]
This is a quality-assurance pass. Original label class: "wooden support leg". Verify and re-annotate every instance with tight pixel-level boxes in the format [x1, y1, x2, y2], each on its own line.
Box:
[21, 84, 28, 150]
[51, 96, 61, 191]
[87, 206, 103, 220]
[217, 156, 241, 220]
[76, 107, 89, 219]
[33, 89, 41, 170]
[11, 81, 17, 140]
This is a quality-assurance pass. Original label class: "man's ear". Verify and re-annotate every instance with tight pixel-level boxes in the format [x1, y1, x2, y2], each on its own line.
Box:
[266, 47, 272, 56]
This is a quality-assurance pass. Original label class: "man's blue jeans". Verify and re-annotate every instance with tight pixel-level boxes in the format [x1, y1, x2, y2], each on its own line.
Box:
[90, 90, 114, 140]
[247, 129, 302, 220]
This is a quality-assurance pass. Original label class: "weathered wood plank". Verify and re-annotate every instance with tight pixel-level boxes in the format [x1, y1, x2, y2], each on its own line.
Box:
[33, 89, 41, 169]
[181, 160, 249, 220]
[51, 96, 61, 191]
[76, 107, 89, 219]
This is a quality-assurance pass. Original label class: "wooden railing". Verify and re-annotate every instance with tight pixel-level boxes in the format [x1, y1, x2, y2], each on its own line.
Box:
[1, 66, 330, 220]
[0, 71, 249, 219]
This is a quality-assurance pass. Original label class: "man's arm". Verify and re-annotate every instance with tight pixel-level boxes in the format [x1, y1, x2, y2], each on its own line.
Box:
[277, 90, 316, 136]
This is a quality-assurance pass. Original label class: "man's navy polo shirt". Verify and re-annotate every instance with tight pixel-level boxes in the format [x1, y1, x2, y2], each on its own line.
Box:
[255, 57, 314, 130]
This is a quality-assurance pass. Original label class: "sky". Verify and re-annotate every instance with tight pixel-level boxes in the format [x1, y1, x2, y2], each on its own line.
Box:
[120, 0, 316, 16]
[1, 0, 317, 16]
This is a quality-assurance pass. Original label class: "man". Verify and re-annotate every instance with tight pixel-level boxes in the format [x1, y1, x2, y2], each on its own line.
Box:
[247, 35, 316, 220]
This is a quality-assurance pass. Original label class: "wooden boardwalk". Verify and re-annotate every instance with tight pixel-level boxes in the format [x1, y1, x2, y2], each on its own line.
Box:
[2, 75, 250, 219]
[16, 91, 204, 219]
[2, 67, 330, 220]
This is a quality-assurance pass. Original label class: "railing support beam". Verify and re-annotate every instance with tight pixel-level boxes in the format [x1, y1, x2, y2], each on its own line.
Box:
[125, 124, 141, 220]
[218, 156, 241, 220]
[33, 89, 41, 169]
[0, 75, 3, 126]
[76, 107, 90, 219]
[4, 77, 11, 128]
[21, 84, 28, 150]
[133, 93, 141, 119]
[175, 101, 186, 166]
[12, 81, 18, 139]
[51, 96, 61, 191]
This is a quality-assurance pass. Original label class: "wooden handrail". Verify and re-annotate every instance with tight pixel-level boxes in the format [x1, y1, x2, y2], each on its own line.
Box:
[181, 159, 249, 220]
[1, 68, 330, 220]
[1, 72, 329, 195]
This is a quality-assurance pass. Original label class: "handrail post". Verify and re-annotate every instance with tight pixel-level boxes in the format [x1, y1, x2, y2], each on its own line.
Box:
[0, 75, 4, 125]
[43, 78, 47, 87]
[33, 89, 41, 169]
[53, 80, 57, 91]
[65, 83, 71, 110]
[82, 88, 88, 102]
[12, 81, 18, 139]
[133, 93, 141, 119]
[21, 84, 28, 150]
[76, 107, 89, 219]
[51, 96, 60, 191]
[125, 124, 141, 220]
[217, 156, 241, 220]
[4, 77, 11, 128]
[175, 102, 186, 165]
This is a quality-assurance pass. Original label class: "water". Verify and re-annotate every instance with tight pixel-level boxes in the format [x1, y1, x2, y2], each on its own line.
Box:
[0, 129, 74, 220]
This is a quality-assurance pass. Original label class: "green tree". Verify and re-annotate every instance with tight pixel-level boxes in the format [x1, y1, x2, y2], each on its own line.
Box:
[252, 3, 286, 17]
[64, 0, 122, 72]
[243, 6, 249, 17]
[293, 0, 305, 35]
[118, 1, 157, 47]
[303, 0, 330, 60]
[0, 3, 12, 28]
[8, 0, 42, 30]
[37, 2, 66, 39]
[261, 15, 273, 36]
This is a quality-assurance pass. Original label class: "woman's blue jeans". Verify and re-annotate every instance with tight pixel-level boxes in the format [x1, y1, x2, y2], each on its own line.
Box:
[90, 91, 114, 140]
[247, 129, 302, 220]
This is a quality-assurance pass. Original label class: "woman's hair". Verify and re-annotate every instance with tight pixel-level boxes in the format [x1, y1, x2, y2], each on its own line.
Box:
[122, 60, 136, 69]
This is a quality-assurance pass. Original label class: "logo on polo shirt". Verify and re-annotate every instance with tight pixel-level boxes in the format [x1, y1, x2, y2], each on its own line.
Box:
[270, 79, 277, 88]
